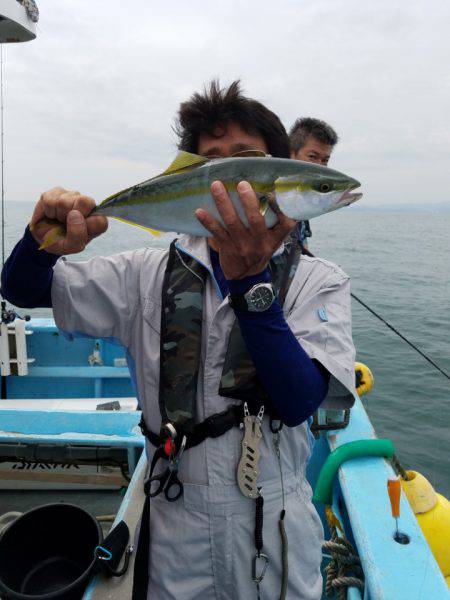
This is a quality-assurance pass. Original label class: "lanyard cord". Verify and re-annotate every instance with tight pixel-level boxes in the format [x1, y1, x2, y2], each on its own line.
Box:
[273, 430, 288, 600]
[253, 492, 267, 600]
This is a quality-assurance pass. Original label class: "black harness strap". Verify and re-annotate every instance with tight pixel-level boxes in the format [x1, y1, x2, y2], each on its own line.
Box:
[139, 403, 245, 452]
[132, 496, 151, 599]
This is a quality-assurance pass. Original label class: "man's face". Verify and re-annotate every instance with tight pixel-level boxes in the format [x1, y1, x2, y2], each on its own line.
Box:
[197, 121, 269, 158]
[291, 136, 332, 166]
[197, 122, 294, 252]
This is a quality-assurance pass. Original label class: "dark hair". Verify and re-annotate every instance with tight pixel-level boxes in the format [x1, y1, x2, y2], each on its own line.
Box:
[175, 80, 290, 158]
[289, 117, 338, 152]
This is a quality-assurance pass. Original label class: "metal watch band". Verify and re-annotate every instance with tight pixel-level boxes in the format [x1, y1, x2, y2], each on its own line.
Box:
[229, 283, 275, 312]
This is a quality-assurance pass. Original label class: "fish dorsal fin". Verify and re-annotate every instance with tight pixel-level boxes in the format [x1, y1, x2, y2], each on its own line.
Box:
[159, 151, 209, 177]
[96, 151, 209, 211]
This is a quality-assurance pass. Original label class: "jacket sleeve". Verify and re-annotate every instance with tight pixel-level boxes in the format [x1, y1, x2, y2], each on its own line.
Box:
[51, 249, 146, 347]
[286, 266, 356, 409]
[0, 227, 58, 308]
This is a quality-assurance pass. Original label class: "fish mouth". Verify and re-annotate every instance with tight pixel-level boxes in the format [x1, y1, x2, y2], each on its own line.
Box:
[338, 181, 362, 207]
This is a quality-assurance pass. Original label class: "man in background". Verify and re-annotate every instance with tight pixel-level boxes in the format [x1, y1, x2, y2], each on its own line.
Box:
[289, 117, 338, 249]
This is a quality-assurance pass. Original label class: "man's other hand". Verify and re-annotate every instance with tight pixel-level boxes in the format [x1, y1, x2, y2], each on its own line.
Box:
[195, 180, 296, 280]
[30, 187, 108, 255]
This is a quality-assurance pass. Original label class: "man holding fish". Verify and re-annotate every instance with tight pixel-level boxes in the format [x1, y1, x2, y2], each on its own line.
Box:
[2, 81, 358, 599]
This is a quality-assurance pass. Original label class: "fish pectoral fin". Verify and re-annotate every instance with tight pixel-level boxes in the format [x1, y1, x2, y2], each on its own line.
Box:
[112, 216, 162, 236]
[257, 189, 275, 216]
[158, 151, 209, 177]
[257, 187, 284, 216]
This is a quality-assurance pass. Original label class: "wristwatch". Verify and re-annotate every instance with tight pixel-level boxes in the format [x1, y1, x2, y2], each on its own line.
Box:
[229, 283, 275, 312]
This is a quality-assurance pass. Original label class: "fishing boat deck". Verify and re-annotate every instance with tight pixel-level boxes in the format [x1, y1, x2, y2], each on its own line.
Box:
[1, 318, 448, 599]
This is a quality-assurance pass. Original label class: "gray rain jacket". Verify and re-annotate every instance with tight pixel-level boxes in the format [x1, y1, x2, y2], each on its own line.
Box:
[52, 234, 356, 600]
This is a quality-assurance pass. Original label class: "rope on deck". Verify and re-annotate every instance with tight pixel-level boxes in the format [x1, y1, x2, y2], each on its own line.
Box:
[391, 453, 412, 481]
[323, 524, 365, 600]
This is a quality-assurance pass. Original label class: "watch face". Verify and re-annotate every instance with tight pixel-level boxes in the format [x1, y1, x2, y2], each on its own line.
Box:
[249, 285, 274, 311]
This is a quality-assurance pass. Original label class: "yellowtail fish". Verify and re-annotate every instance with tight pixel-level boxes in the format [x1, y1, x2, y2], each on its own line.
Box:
[37, 151, 362, 248]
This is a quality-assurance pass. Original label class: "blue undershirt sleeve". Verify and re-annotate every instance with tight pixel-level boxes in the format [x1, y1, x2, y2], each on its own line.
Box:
[0, 226, 58, 308]
[210, 248, 328, 427]
[229, 292, 329, 426]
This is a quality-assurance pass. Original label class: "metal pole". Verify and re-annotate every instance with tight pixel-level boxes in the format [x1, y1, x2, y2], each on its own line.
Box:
[0, 44, 5, 269]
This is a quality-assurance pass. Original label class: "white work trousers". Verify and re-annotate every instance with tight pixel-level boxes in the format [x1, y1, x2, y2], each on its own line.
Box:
[147, 473, 323, 599]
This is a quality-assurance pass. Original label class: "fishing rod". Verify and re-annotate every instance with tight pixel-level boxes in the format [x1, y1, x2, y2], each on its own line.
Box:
[302, 247, 450, 382]
[1, 46, 6, 400]
[1, 44, 5, 271]
[0, 45, 16, 401]
[0, 46, 16, 326]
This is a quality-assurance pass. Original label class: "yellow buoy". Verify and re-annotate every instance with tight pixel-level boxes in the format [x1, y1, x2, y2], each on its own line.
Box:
[355, 362, 374, 396]
[401, 470, 450, 586]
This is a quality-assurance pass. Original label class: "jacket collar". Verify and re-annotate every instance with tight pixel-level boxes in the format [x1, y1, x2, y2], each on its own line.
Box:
[175, 234, 287, 270]
[174, 234, 291, 303]
[175, 235, 213, 273]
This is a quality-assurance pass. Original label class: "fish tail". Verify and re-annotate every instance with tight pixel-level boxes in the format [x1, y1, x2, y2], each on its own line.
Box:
[39, 225, 66, 250]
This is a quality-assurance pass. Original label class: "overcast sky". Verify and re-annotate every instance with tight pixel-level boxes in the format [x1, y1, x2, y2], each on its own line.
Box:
[2, 0, 450, 206]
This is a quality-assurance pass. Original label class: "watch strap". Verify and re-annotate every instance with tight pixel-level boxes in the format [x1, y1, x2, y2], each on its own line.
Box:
[229, 282, 275, 312]
[228, 293, 250, 311]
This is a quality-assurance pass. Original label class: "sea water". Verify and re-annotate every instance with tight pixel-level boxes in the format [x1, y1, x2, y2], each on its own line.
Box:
[2, 202, 449, 497]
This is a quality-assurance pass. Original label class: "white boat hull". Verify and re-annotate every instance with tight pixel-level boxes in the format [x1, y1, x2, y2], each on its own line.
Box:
[0, 0, 37, 43]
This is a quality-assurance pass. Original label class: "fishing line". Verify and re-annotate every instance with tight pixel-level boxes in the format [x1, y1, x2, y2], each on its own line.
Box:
[302, 248, 450, 382]
[350, 292, 450, 382]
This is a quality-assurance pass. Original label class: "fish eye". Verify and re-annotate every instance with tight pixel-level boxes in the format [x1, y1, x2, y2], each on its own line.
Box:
[320, 183, 331, 193]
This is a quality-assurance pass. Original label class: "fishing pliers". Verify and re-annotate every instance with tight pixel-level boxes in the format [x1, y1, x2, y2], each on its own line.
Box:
[147, 435, 186, 502]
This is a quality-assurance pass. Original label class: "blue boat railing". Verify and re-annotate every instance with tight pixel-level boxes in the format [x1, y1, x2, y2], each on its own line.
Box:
[308, 397, 449, 599]
[5, 318, 135, 400]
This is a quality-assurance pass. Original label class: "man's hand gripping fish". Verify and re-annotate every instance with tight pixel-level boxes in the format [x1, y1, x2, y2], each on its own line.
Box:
[33, 151, 362, 249]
